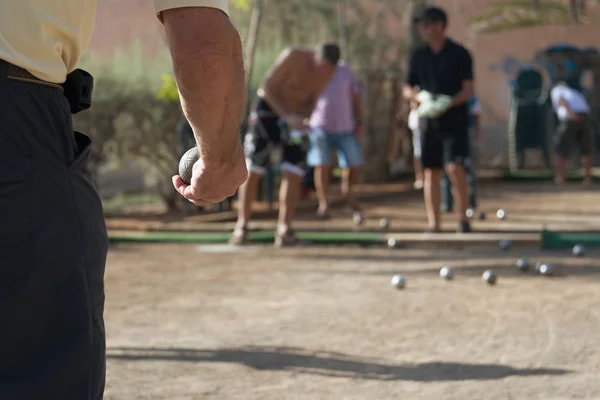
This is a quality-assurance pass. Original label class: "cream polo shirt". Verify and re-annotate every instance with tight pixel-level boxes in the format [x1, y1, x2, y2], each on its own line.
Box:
[0, 0, 229, 84]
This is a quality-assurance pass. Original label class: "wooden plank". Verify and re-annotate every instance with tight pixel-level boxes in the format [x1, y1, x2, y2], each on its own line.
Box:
[385, 232, 540, 245]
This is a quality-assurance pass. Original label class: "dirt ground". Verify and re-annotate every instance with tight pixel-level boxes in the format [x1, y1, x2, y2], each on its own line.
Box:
[104, 242, 600, 400]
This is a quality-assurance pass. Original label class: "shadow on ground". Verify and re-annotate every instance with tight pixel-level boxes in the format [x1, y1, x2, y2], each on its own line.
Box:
[107, 346, 569, 382]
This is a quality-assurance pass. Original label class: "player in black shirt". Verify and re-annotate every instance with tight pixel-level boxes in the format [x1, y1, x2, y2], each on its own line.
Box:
[403, 6, 475, 233]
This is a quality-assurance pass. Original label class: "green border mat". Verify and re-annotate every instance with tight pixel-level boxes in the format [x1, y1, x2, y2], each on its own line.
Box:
[108, 231, 385, 246]
[501, 169, 600, 181]
[541, 230, 600, 249]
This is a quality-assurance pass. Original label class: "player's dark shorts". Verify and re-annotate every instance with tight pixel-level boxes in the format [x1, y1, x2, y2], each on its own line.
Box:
[420, 123, 470, 169]
[554, 114, 593, 158]
[243, 97, 306, 176]
[0, 60, 108, 400]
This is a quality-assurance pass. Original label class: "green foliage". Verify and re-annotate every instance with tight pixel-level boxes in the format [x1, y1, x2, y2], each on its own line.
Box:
[157, 73, 179, 102]
[74, 44, 184, 210]
[232, 0, 252, 10]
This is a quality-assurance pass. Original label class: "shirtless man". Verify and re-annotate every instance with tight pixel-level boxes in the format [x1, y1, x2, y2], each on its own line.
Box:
[231, 43, 339, 246]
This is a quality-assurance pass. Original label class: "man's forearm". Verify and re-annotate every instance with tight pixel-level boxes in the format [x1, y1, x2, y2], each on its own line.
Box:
[163, 7, 245, 165]
[450, 85, 474, 108]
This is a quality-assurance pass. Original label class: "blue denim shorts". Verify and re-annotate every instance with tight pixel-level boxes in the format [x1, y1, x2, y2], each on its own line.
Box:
[307, 127, 364, 168]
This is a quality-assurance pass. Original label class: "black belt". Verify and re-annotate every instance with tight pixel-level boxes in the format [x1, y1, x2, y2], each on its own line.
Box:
[5, 62, 63, 91]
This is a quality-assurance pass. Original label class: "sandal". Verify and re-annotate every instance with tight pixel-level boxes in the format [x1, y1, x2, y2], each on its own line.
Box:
[274, 228, 309, 248]
[229, 225, 248, 245]
[316, 209, 330, 220]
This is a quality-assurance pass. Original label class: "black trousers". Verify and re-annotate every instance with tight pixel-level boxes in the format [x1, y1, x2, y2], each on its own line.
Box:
[0, 60, 108, 399]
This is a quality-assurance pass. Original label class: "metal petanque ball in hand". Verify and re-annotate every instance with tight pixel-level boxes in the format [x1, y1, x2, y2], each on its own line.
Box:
[179, 147, 199, 185]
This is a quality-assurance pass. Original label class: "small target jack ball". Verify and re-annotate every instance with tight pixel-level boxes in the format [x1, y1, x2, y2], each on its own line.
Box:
[499, 239, 512, 251]
[380, 218, 390, 229]
[465, 208, 474, 219]
[535, 261, 544, 274]
[479, 212, 486, 220]
[496, 209, 507, 220]
[482, 270, 497, 285]
[573, 244, 585, 257]
[440, 266, 454, 280]
[539, 264, 554, 276]
[353, 212, 364, 226]
[391, 274, 406, 289]
[516, 257, 529, 272]
[178, 147, 199, 185]
[387, 238, 400, 248]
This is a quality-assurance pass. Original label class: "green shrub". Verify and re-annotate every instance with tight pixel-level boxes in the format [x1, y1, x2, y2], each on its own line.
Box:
[74, 43, 183, 210]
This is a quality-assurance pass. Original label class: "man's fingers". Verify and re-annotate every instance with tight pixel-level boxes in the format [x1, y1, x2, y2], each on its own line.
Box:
[173, 174, 240, 205]
[189, 199, 208, 206]
[172, 175, 186, 193]
[173, 175, 201, 202]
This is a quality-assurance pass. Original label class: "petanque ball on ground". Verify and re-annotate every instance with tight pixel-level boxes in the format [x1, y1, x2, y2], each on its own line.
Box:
[539, 264, 554, 276]
[535, 261, 544, 274]
[465, 208, 474, 219]
[380, 218, 390, 229]
[499, 240, 512, 251]
[387, 238, 400, 248]
[516, 257, 529, 272]
[353, 212, 364, 225]
[440, 266, 454, 280]
[482, 270, 497, 285]
[391, 274, 406, 289]
[496, 209, 506, 220]
[178, 147, 199, 185]
[572, 244, 585, 257]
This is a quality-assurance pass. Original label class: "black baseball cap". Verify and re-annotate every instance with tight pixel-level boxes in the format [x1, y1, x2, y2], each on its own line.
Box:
[414, 6, 448, 25]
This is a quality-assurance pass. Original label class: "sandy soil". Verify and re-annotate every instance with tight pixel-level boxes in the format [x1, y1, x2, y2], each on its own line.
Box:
[103, 242, 600, 400]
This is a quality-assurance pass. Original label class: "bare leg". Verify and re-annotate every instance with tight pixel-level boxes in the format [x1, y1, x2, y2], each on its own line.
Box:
[234, 171, 261, 229]
[314, 165, 332, 216]
[424, 168, 442, 230]
[445, 162, 469, 224]
[277, 170, 303, 233]
[343, 167, 361, 210]
[554, 155, 567, 184]
[413, 157, 424, 189]
[581, 155, 592, 185]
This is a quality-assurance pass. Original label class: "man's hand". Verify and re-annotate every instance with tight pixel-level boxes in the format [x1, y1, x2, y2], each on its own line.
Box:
[162, 7, 246, 203]
[403, 84, 420, 103]
[283, 114, 309, 130]
[173, 147, 247, 206]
